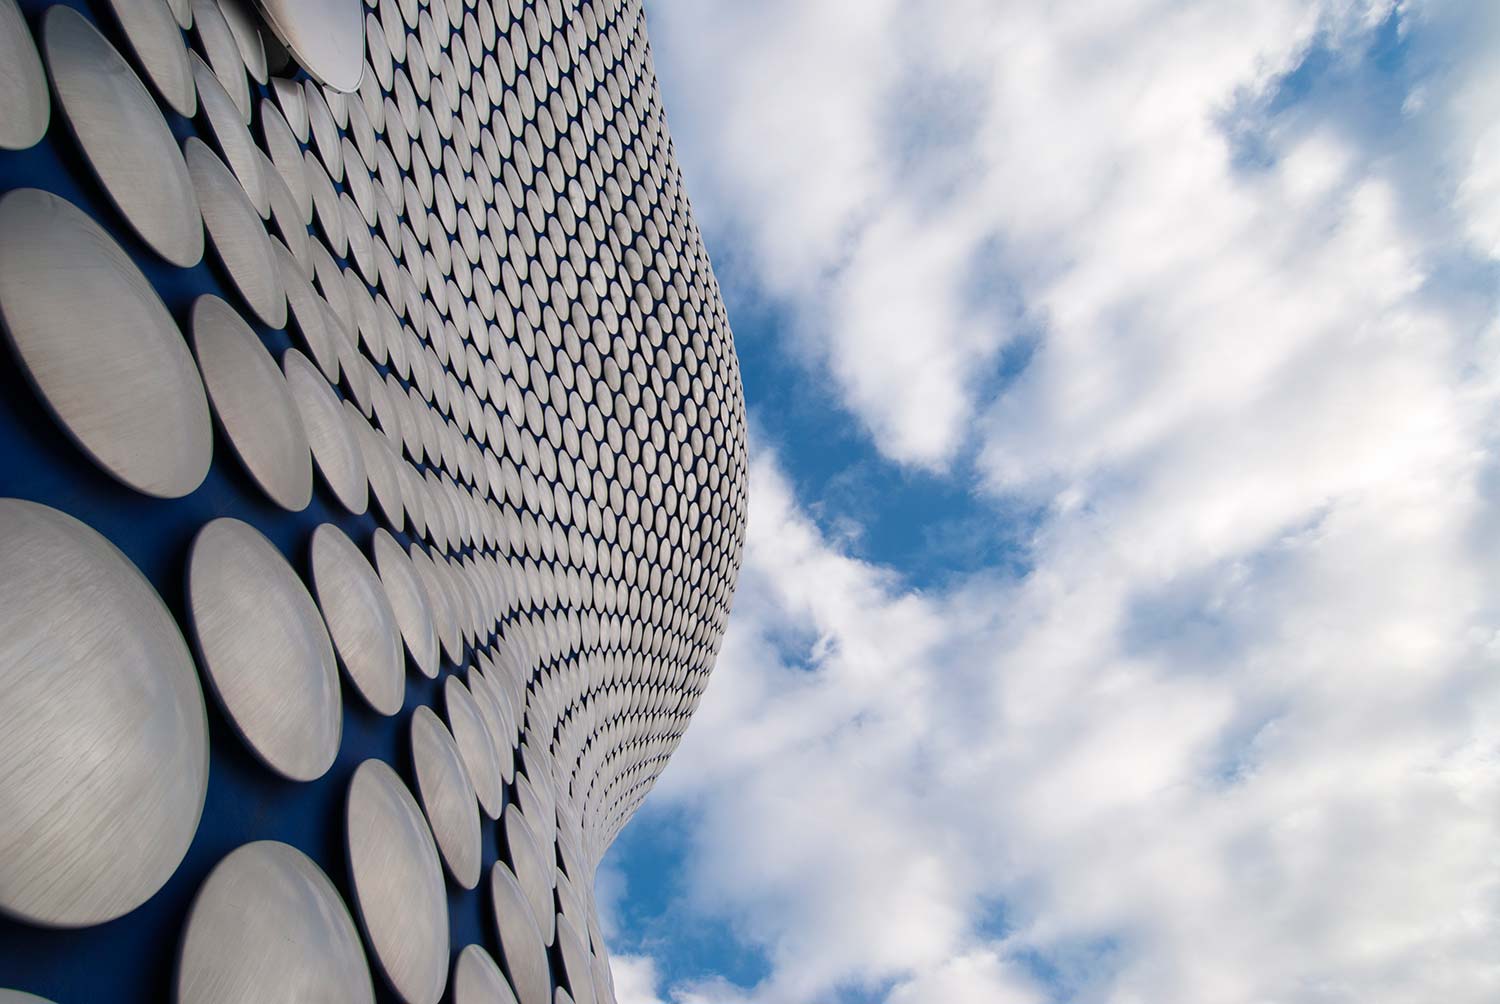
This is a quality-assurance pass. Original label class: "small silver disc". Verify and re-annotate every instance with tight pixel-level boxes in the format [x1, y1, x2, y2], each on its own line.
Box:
[0, 499, 208, 928]
[0, 0, 49, 149]
[410, 706, 481, 889]
[42, 6, 203, 267]
[310, 523, 403, 715]
[373, 528, 439, 678]
[445, 676, 504, 819]
[284, 348, 368, 514]
[0, 189, 212, 498]
[185, 138, 287, 329]
[187, 517, 341, 782]
[452, 945, 518, 1004]
[190, 294, 311, 511]
[177, 841, 374, 1004]
[488, 862, 551, 1004]
[504, 804, 556, 947]
[346, 759, 449, 1004]
[102, 0, 197, 117]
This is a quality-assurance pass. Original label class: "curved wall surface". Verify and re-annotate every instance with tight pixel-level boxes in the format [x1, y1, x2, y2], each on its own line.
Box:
[0, 1, 746, 1002]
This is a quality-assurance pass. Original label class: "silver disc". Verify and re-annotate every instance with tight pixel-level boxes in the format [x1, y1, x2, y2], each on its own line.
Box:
[410, 705, 481, 889]
[452, 945, 518, 1004]
[445, 676, 504, 819]
[488, 862, 551, 1004]
[217, 0, 268, 84]
[254, 0, 365, 93]
[284, 348, 367, 514]
[41, 5, 203, 267]
[0, 499, 208, 928]
[191, 0, 250, 121]
[504, 804, 556, 947]
[555, 915, 595, 1004]
[177, 841, 374, 1004]
[346, 759, 449, 1004]
[188, 53, 268, 218]
[373, 528, 439, 678]
[0, 0, 49, 150]
[190, 294, 311, 511]
[310, 523, 403, 715]
[185, 138, 287, 329]
[187, 517, 341, 782]
[0, 189, 212, 499]
[0, 992, 57, 1004]
[102, 0, 197, 117]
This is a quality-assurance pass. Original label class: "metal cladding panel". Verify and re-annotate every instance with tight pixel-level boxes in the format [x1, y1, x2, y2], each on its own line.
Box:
[0, 2, 747, 1002]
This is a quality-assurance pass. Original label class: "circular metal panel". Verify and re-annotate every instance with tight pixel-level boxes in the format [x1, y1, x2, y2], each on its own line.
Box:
[284, 347, 368, 514]
[373, 528, 440, 678]
[187, 517, 341, 782]
[254, 0, 365, 93]
[453, 945, 519, 1004]
[177, 841, 374, 1004]
[217, 0, 268, 84]
[311, 523, 403, 715]
[0, 993, 56, 1004]
[346, 759, 448, 1004]
[410, 706, 481, 889]
[445, 676, 504, 819]
[504, 804, 555, 947]
[556, 915, 596, 1004]
[0, 189, 212, 498]
[102, 0, 196, 117]
[488, 863, 551, 1004]
[0, 500, 208, 928]
[191, 0, 250, 122]
[190, 294, 311, 511]
[189, 53, 268, 217]
[186, 138, 286, 329]
[42, 6, 203, 267]
[0, 0, 49, 150]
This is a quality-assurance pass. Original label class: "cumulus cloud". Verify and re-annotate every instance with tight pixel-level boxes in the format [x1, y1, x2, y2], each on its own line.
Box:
[607, 0, 1500, 1002]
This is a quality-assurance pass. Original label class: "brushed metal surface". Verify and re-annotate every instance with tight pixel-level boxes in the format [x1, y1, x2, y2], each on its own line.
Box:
[217, 0, 267, 84]
[410, 705, 481, 889]
[348, 401, 406, 531]
[373, 527, 439, 678]
[284, 348, 368, 514]
[177, 841, 374, 1004]
[189, 293, 311, 511]
[185, 138, 287, 329]
[466, 666, 517, 783]
[0, 0, 48, 150]
[259, 97, 312, 222]
[187, 517, 341, 782]
[255, 0, 365, 93]
[191, 0, 249, 121]
[310, 523, 403, 715]
[0, 499, 208, 928]
[0, 189, 213, 499]
[0, 992, 57, 1004]
[503, 804, 556, 947]
[188, 53, 268, 217]
[488, 862, 551, 1004]
[278, 242, 341, 380]
[555, 914, 596, 1004]
[452, 944, 518, 1004]
[346, 759, 449, 1004]
[446, 676, 504, 819]
[42, 6, 203, 267]
[102, 0, 197, 117]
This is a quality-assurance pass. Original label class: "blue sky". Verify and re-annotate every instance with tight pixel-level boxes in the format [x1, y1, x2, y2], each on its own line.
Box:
[600, 2, 1500, 1002]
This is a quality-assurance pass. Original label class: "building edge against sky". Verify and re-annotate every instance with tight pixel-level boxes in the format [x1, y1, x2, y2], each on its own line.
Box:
[0, 1, 747, 1003]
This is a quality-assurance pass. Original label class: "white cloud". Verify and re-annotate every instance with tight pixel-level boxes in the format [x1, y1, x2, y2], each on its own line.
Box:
[609, 0, 1500, 1002]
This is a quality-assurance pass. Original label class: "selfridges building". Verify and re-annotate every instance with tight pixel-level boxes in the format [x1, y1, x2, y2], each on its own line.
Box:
[0, 2, 747, 1002]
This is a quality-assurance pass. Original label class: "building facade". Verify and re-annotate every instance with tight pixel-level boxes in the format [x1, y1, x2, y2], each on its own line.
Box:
[0, 1, 746, 1002]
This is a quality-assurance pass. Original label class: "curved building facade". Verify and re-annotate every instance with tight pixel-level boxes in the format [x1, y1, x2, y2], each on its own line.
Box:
[0, 1, 746, 1002]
